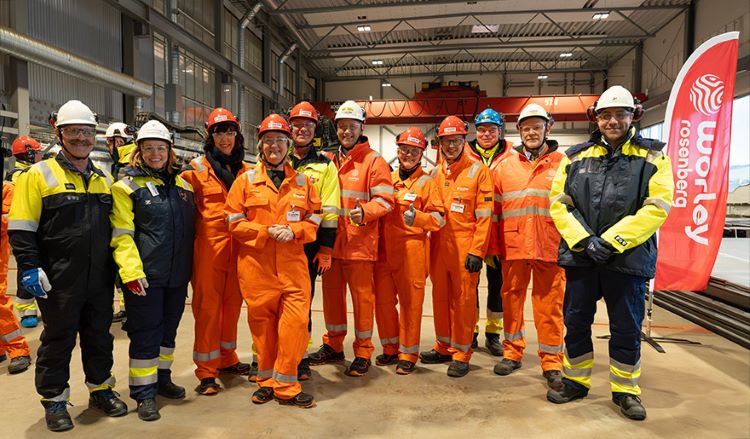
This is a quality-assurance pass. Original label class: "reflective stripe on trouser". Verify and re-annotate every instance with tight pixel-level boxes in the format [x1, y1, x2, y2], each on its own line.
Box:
[430, 235, 479, 363]
[129, 357, 158, 387]
[0, 285, 31, 358]
[322, 259, 376, 359]
[500, 259, 564, 371]
[374, 238, 427, 363]
[562, 349, 593, 389]
[474, 262, 503, 334]
[14, 296, 38, 317]
[191, 236, 244, 379]
[245, 285, 310, 400]
[562, 267, 647, 395]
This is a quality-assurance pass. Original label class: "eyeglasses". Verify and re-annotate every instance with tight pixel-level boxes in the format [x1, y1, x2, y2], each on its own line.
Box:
[519, 125, 546, 134]
[440, 138, 464, 147]
[262, 136, 289, 145]
[212, 131, 237, 138]
[397, 146, 422, 156]
[337, 123, 361, 132]
[61, 127, 96, 137]
[142, 145, 168, 154]
[596, 111, 632, 121]
[291, 121, 316, 130]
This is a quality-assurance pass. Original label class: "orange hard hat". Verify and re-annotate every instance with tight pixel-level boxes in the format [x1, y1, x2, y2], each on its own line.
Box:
[437, 115, 468, 137]
[397, 127, 427, 150]
[288, 101, 319, 124]
[206, 107, 240, 131]
[258, 114, 291, 138]
[12, 135, 42, 155]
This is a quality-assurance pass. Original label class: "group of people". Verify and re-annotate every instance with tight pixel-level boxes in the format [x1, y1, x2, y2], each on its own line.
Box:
[0, 84, 674, 431]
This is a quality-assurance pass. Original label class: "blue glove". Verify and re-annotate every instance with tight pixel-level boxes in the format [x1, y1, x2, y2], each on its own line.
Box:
[20, 268, 52, 299]
[585, 237, 615, 264]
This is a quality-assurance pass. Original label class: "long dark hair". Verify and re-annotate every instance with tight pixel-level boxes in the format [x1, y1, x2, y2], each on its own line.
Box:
[204, 122, 245, 155]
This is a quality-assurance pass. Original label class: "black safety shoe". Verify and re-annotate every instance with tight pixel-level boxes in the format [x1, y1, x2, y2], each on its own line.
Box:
[298, 358, 311, 381]
[248, 361, 259, 382]
[8, 355, 31, 374]
[137, 398, 160, 421]
[447, 360, 470, 377]
[89, 389, 128, 417]
[42, 401, 74, 432]
[276, 392, 316, 409]
[308, 344, 345, 365]
[251, 387, 274, 404]
[493, 358, 522, 376]
[419, 349, 452, 364]
[471, 333, 479, 349]
[546, 381, 589, 404]
[375, 353, 399, 366]
[543, 370, 564, 392]
[195, 378, 221, 396]
[158, 381, 186, 399]
[396, 360, 416, 375]
[219, 361, 251, 376]
[345, 357, 371, 377]
[112, 310, 127, 323]
[485, 333, 503, 356]
[613, 394, 647, 421]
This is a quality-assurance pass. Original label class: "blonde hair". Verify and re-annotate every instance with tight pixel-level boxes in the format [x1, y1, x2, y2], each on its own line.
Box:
[256, 135, 293, 164]
[130, 140, 180, 175]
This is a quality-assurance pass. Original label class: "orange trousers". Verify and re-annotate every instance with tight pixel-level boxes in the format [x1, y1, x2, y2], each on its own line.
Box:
[500, 259, 565, 371]
[191, 236, 244, 380]
[374, 239, 427, 363]
[0, 232, 30, 358]
[321, 259, 375, 359]
[430, 238, 478, 363]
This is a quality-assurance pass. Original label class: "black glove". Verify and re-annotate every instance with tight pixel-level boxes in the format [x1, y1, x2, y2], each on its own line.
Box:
[584, 236, 615, 264]
[464, 254, 483, 273]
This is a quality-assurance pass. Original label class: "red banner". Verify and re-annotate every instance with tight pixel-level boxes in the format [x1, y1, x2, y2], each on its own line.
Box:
[654, 32, 740, 291]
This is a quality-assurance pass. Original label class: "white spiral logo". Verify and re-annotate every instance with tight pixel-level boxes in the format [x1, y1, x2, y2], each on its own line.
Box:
[689, 74, 724, 116]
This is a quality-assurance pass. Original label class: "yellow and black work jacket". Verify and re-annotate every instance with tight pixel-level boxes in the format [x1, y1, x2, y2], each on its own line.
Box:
[4, 161, 31, 183]
[110, 166, 196, 288]
[111, 142, 136, 180]
[290, 144, 340, 248]
[549, 128, 674, 277]
[8, 153, 115, 290]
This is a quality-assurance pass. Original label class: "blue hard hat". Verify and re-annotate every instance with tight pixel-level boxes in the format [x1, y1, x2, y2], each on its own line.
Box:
[474, 108, 504, 127]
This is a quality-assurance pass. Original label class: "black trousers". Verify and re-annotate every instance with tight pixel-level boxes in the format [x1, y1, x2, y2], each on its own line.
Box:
[475, 262, 503, 335]
[304, 242, 320, 335]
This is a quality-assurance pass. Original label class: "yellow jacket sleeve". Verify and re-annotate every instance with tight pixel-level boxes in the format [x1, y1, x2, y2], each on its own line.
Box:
[549, 156, 595, 251]
[319, 161, 341, 229]
[7, 167, 44, 270]
[109, 179, 146, 283]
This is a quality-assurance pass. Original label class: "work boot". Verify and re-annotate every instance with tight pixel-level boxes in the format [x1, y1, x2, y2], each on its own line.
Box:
[137, 398, 160, 421]
[158, 380, 186, 399]
[447, 360, 470, 377]
[89, 389, 128, 417]
[298, 358, 311, 381]
[247, 361, 259, 382]
[613, 394, 647, 421]
[471, 332, 478, 349]
[543, 370, 564, 392]
[21, 315, 38, 328]
[0, 353, 6, 363]
[493, 358, 522, 376]
[251, 387, 274, 404]
[8, 355, 31, 374]
[418, 349, 452, 364]
[484, 333, 503, 356]
[42, 401, 74, 432]
[195, 378, 221, 396]
[276, 392, 316, 409]
[219, 361, 251, 376]
[111, 310, 127, 324]
[308, 344, 345, 365]
[375, 353, 399, 366]
[345, 357, 371, 377]
[546, 381, 589, 404]
[396, 360, 416, 375]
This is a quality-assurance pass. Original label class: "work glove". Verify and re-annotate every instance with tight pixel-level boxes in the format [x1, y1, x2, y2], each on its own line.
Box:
[20, 268, 52, 299]
[403, 204, 416, 226]
[350, 198, 364, 225]
[584, 236, 615, 264]
[313, 246, 333, 275]
[126, 278, 149, 296]
[484, 254, 500, 269]
[464, 254, 483, 273]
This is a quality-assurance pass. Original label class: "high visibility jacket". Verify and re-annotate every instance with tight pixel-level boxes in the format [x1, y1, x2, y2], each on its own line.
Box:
[290, 145, 340, 248]
[5, 162, 31, 183]
[328, 137, 395, 261]
[467, 139, 513, 172]
[110, 166, 196, 287]
[496, 141, 564, 262]
[550, 128, 674, 277]
[8, 154, 115, 290]
[476, 142, 517, 256]
[431, 147, 494, 258]
[111, 142, 136, 180]
[225, 162, 322, 291]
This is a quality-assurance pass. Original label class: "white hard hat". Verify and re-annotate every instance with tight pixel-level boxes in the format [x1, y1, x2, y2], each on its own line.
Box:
[517, 103, 550, 124]
[335, 100, 366, 122]
[55, 100, 97, 127]
[105, 122, 130, 139]
[595, 85, 635, 112]
[136, 120, 172, 144]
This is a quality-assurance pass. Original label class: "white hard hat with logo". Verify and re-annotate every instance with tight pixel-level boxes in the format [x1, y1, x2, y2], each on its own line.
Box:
[335, 100, 366, 122]
[517, 103, 551, 124]
[136, 120, 172, 144]
[595, 85, 636, 112]
[55, 100, 98, 127]
[105, 122, 130, 139]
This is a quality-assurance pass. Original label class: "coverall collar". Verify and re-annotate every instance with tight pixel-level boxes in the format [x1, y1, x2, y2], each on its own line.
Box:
[290, 141, 319, 168]
[395, 165, 425, 189]
[336, 136, 371, 168]
[515, 139, 559, 162]
[597, 126, 636, 153]
[443, 147, 473, 176]
[253, 160, 297, 193]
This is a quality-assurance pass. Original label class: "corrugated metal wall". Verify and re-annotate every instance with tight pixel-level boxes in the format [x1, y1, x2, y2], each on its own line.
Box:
[26, 0, 124, 124]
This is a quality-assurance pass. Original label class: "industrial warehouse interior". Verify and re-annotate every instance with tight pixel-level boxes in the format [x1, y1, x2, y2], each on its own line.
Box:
[0, 0, 749, 437]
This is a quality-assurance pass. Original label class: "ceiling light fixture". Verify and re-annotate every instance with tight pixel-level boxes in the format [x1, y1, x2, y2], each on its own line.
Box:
[537, 74, 549, 80]
[559, 52, 573, 58]
[592, 12, 610, 20]
[372, 59, 384, 65]
[471, 24, 499, 34]
[381, 80, 391, 87]
[357, 25, 371, 32]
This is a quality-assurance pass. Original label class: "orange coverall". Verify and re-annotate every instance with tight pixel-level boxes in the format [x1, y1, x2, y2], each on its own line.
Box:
[429, 148, 494, 363]
[181, 156, 253, 380]
[225, 163, 321, 399]
[496, 143, 566, 371]
[374, 168, 444, 363]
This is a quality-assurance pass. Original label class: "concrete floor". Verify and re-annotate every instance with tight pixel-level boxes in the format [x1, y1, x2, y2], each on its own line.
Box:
[2, 274, 749, 438]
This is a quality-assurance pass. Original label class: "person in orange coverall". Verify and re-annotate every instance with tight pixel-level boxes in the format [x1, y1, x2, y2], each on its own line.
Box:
[491, 104, 566, 392]
[181, 108, 252, 395]
[374, 127, 444, 375]
[419, 115, 494, 378]
[307, 100, 395, 377]
[225, 114, 321, 409]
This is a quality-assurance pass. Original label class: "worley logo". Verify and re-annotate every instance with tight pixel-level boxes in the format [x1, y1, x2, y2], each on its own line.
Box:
[214, 114, 228, 122]
[268, 121, 283, 129]
[689, 74, 724, 116]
